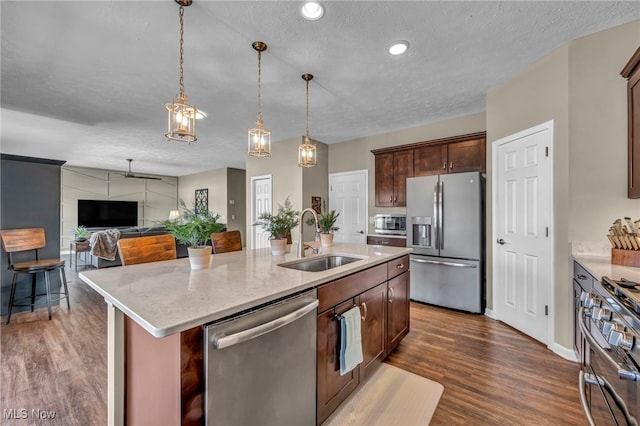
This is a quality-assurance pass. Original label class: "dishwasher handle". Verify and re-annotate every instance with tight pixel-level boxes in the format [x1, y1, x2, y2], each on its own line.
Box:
[212, 299, 319, 349]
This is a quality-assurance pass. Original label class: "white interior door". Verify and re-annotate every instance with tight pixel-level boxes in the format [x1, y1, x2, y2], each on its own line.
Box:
[251, 175, 272, 249]
[492, 121, 553, 345]
[329, 170, 368, 244]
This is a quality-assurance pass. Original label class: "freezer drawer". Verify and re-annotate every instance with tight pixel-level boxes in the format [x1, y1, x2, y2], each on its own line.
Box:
[204, 289, 318, 426]
[409, 255, 483, 313]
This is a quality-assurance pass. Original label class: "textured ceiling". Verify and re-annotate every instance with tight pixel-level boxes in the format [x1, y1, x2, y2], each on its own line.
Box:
[1, 1, 639, 177]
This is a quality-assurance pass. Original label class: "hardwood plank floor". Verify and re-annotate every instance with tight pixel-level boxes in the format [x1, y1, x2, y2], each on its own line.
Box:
[1, 260, 584, 425]
[385, 302, 585, 425]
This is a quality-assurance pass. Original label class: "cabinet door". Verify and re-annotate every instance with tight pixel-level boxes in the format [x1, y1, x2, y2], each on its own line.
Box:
[386, 271, 410, 356]
[628, 64, 640, 198]
[393, 149, 414, 206]
[359, 283, 387, 381]
[317, 299, 359, 425]
[375, 153, 395, 207]
[447, 138, 486, 173]
[414, 144, 447, 177]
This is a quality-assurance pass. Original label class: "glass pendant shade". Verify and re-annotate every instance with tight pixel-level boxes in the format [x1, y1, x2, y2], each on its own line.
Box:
[166, 93, 198, 143]
[248, 118, 271, 157]
[298, 136, 317, 168]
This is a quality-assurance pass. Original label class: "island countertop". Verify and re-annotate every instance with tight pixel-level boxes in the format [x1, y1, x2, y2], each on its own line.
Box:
[79, 242, 411, 338]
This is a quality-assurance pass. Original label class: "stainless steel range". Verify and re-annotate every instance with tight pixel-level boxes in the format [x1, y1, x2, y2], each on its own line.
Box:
[579, 276, 640, 426]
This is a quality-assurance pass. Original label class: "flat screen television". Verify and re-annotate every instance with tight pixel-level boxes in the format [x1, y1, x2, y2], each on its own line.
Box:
[78, 200, 138, 228]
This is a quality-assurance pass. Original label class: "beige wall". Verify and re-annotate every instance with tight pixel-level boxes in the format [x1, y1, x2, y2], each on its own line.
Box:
[245, 136, 329, 246]
[486, 20, 640, 350]
[178, 167, 247, 245]
[178, 168, 228, 219]
[328, 112, 486, 232]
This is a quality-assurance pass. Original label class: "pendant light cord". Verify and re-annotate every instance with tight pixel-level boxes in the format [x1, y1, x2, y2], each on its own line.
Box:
[179, 6, 185, 98]
[305, 78, 310, 142]
[257, 49, 263, 122]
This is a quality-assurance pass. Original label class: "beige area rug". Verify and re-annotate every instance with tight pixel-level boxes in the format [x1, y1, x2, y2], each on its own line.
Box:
[323, 364, 444, 426]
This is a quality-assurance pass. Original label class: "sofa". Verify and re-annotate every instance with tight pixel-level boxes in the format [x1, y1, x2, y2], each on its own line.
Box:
[89, 227, 189, 268]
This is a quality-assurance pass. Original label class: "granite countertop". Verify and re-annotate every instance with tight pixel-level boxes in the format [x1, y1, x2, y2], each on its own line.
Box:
[573, 254, 640, 282]
[79, 243, 411, 338]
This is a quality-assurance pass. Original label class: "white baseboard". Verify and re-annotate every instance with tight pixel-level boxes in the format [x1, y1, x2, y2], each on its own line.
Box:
[484, 308, 496, 319]
[550, 342, 578, 362]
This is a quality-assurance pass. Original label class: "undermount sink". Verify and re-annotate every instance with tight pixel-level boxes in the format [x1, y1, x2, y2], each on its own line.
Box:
[279, 254, 364, 272]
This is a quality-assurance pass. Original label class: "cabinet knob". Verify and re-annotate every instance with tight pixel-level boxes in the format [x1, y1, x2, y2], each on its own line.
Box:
[396, 263, 404, 269]
[443, 162, 446, 170]
[390, 196, 393, 202]
[450, 161, 453, 170]
[388, 287, 395, 304]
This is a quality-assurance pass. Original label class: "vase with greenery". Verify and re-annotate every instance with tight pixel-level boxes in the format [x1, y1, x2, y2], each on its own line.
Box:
[160, 200, 226, 269]
[254, 197, 300, 255]
[307, 201, 340, 247]
[72, 225, 90, 242]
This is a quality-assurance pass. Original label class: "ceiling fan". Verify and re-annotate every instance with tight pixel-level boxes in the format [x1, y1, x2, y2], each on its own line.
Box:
[122, 159, 161, 180]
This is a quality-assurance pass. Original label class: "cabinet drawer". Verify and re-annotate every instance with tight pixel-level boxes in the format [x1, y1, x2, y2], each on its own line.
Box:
[387, 255, 409, 280]
[573, 261, 594, 292]
[366, 236, 406, 248]
[317, 264, 387, 313]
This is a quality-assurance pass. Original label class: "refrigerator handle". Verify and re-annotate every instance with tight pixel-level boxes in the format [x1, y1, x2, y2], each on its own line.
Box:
[433, 182, 439, 250]
[438, 180, 444, 250]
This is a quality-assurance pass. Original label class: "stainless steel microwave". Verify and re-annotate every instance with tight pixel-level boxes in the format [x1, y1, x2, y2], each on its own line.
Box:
[373, 214, 406, 235]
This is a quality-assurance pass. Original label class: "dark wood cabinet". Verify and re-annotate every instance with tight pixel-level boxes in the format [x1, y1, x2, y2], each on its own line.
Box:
[359, 283, 387, 380]
[414, 143, 447, 177]
[366, 235, 407, 247]
[386, 270, 410, 356]
[621, 46, 640, 199]
[373, 132, 486, 206]
[316, 256, 410, 425]
[374, 150, 413, 207]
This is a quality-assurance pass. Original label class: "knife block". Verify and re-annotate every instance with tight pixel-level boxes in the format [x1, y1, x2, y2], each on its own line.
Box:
[611, 248, 640, 267]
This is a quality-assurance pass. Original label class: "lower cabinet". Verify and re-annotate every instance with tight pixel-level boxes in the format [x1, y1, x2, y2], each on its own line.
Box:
[316, 256, 410, 425]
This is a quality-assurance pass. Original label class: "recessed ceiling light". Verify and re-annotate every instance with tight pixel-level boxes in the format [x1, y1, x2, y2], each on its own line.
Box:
[388, 40, 409, 56]
[301, 1, 324, 21]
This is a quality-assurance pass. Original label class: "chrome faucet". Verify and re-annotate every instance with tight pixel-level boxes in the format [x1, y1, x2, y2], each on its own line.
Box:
[298, 208, 320, 258]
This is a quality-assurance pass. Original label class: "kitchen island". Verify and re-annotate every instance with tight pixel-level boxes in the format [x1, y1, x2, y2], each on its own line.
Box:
[79, 242, 411, 426]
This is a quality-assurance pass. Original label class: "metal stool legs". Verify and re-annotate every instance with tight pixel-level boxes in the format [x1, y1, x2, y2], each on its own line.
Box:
[5, 268, 71, 324]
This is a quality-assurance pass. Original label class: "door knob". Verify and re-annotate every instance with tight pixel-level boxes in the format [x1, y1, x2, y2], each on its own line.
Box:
[497, 238, 506, 245]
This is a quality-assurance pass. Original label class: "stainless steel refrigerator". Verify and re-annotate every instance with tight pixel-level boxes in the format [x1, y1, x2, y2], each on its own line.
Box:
[406, 172, 485, 313]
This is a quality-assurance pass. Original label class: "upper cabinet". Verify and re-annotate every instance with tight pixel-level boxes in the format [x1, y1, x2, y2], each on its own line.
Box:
[621, 46, 640, 199]
[374, 150, 414, 207]
[372, 132, 486, 206]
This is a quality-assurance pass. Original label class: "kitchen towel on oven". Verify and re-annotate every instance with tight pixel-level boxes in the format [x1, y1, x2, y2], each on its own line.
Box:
[340, 306, 363, 375]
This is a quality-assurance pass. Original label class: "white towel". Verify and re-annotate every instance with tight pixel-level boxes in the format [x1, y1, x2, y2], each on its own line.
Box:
[340, 306, 363, 375]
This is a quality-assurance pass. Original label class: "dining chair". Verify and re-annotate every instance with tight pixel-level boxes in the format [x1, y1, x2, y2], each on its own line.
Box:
[211, 230, 243, 254]
[0, 227, 69, 324]
[117, 234, 177, 266]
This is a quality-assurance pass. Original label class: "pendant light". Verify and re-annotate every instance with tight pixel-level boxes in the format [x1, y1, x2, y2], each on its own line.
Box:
[248, 41, 271, 157]
[165, 0, 199, 143]
[298, 73, 317, 168]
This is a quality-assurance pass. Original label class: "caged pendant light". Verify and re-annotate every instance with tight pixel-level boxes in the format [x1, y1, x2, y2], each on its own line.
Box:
[248, 41, 271, 157]
[165, 0, 199, 143]
[298, 73, 317, 168]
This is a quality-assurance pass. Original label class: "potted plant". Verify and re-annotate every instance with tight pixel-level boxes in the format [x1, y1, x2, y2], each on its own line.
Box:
[160, 200, 225, 269]
[72, 225, 90, 242]
[254, 197, 300, 255]
[307, 201, 340, 247]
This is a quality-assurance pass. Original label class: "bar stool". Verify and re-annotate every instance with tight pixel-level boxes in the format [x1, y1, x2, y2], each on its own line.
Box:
[211, 230, 243, 254]
[1, 228, 70, 324]
[117, 234, 177, 266]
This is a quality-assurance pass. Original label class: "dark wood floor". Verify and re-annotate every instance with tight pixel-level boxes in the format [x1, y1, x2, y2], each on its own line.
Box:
[1, 260, 584, 425]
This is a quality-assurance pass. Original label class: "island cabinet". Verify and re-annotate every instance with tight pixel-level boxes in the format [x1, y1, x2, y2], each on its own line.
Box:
[374, 149, 414, 207]
[316, 255, 410, 425]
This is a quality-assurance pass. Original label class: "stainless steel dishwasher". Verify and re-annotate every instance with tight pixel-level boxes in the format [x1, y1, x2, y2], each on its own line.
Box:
[204, 289, 318, 426]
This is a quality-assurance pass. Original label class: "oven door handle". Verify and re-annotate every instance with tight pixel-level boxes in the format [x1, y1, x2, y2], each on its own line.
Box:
[579, 307, 640, 382]
[579, 370, 639, 426]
